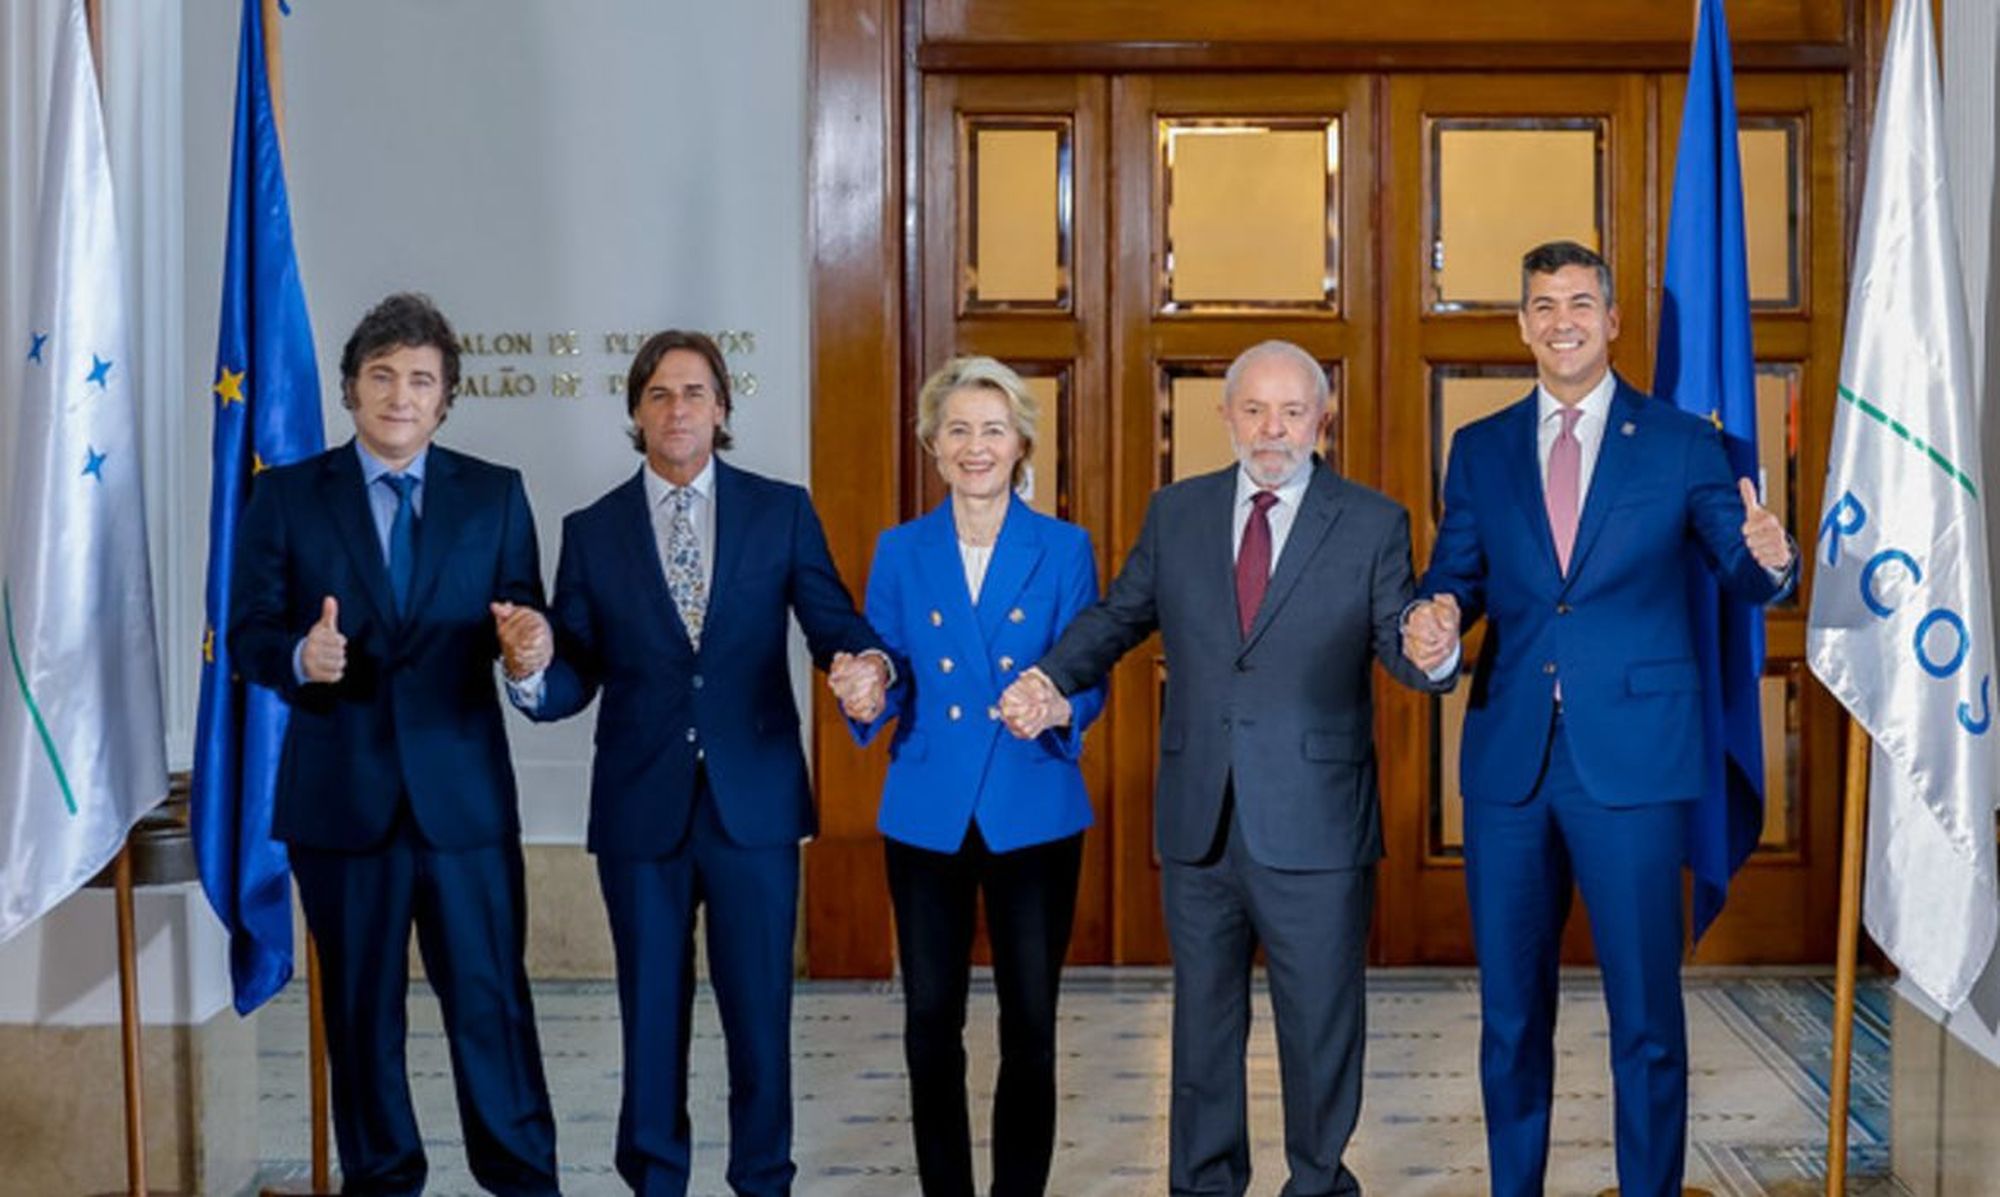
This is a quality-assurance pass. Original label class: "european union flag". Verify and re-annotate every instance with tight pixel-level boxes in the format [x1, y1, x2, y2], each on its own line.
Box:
[1655, 0, 1767, 943]
[192, 0, 325, 1015]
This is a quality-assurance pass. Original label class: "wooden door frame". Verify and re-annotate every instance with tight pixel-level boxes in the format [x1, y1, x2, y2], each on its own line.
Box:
[809, 0, 1883, 978]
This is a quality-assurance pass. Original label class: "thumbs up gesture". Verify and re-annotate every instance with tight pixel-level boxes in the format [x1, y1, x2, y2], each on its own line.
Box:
[1738, 477, 1792, 571]
[302, 596, 347, 684]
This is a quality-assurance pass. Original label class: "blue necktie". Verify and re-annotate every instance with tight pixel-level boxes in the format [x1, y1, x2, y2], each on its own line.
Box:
[385, 473, 418, 615]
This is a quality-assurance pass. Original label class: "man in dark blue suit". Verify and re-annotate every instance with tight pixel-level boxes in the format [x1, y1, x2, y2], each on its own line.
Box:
[498, 330, 888, 1197]
[230, 293, 558, 1196]
[1406, 241, 1794, 1197]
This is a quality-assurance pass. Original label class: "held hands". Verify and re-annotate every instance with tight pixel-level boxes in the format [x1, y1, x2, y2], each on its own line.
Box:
[302, 596, 347, 684]
[999, 668, 1072, 740]
[1402, 593, 1461, 675]
[828, 651, 890, 723]
[1738, 477, 1793, 572]
[490, 601, 553, 680]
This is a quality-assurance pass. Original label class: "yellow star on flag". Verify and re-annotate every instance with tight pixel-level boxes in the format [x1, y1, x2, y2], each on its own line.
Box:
[213, 366, 246, 407]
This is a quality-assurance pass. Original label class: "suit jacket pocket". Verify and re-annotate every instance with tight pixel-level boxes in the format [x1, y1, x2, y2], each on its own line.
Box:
[1627, 659, 1700, 695]
[1303, 730, 1366, 762]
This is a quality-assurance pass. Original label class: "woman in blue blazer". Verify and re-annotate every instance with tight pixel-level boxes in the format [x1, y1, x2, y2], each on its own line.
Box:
[840, 357, 1104, 1197]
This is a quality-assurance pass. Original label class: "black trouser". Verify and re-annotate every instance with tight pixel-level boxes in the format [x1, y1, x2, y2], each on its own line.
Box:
[884, 827, 1085, 1197]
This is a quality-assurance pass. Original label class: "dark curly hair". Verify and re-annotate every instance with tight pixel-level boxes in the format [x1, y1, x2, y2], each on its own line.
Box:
[339, 292, 462, 415]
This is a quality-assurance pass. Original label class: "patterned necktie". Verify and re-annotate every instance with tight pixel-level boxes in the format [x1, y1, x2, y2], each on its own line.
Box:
[1546, 406, 1583, 574]
[384, 473, 418, 615]
[665, 486, 707, 648]
[1235, 490, 1279, 638]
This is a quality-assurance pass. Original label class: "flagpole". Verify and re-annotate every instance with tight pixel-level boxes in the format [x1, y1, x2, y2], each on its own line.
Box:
[308, 934, 330, 1192]
[1825, 717, 1870, 1194]
[88, 0, 179, 1178]
[261, 0, 286, 148]
[73, 10, 160, 1197]
[240, 5, 333, 1193]
[83, 0, 102, 90]
[112, 848, 150, 1197]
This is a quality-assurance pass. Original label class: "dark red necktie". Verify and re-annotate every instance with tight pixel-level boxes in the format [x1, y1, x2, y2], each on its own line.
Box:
[1236, 490, 1279, 637]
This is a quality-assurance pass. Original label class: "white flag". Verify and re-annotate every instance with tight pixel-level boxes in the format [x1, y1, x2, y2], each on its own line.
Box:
[1806, 0, 1997, 1012]
[0, 0, 168, 941]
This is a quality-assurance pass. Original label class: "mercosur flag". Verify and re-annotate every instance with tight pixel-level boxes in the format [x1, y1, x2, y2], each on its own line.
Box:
[0, 0, 169, 940]
[1806, 0, 1997, 1012]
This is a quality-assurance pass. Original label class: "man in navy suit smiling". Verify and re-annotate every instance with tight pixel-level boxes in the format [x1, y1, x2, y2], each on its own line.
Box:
[231, 293, 558, 1196]
[1406, 241, 1795, 1197]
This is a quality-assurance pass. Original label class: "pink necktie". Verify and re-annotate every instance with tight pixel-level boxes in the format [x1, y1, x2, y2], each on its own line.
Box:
[1547, 406, 1582, 574]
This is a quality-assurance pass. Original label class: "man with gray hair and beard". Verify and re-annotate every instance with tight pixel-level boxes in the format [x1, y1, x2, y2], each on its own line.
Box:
[1000, 340, 1449, 1196]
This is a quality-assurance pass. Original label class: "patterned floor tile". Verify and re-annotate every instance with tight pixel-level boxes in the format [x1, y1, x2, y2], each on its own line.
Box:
[256, 969, 1889, 1195]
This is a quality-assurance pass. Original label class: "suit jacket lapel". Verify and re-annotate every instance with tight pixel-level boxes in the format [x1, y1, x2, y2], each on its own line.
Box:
[323, 442, 399, 627]
[1500, 393, 1563, 583]
[404, 446, 463, 619]
[1242, 461, 1344, 655]
[1564, 378, 1641, 583]
[912, 502, 996, 693]
[612, 469, 690, 652]
[704, 460, 751, 651]
[973, 497, 1044, 652]
[1195, 468, 1239, 635]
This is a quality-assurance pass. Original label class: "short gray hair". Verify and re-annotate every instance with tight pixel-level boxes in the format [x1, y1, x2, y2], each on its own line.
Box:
[1222, 340, 1329, 410]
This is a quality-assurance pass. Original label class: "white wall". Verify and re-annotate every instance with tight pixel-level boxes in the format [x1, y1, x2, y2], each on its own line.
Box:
[1930, 0, 2000, 1065]
[177, 0, 813, 841]
[0, 0, 812, 1017]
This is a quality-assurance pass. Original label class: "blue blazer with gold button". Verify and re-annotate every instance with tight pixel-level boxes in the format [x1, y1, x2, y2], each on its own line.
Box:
[851, 497, 1105, 854]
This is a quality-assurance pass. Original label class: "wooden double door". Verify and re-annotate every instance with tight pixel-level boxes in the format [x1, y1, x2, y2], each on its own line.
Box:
[872, 66, 1850, 969]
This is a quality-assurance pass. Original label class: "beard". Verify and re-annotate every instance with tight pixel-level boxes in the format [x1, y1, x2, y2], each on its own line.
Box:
[1233, 438, 1310, 487]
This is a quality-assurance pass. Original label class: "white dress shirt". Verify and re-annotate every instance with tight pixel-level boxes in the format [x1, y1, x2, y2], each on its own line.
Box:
[1230, 459, 1315, 573]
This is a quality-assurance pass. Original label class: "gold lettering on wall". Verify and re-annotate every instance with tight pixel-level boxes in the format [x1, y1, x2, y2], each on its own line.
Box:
[447, 326, 759, 402]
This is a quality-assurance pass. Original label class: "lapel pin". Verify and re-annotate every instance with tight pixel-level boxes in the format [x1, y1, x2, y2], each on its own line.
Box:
[1621, 421, 1636, 437]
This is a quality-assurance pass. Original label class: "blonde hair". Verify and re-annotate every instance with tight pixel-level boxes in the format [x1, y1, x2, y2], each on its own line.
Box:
[915, 356, 1039, 489]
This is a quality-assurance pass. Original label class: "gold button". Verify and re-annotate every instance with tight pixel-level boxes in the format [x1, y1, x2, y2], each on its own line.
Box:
[987, 705, 1001, 721]
[999, 655, 1015, 672]
[1542, 662, 1557, 675]
[930, 610, 943, 626]
[948, 704, 962, 721]
[1009, 608, 1025, 623]
[939, 657, 955, 673]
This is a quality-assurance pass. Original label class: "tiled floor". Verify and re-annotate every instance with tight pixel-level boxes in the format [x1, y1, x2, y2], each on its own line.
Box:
[258, 969, 1894, 1196]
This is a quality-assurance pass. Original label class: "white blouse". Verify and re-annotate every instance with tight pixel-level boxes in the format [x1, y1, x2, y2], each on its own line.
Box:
[958, 539, 994, 604]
